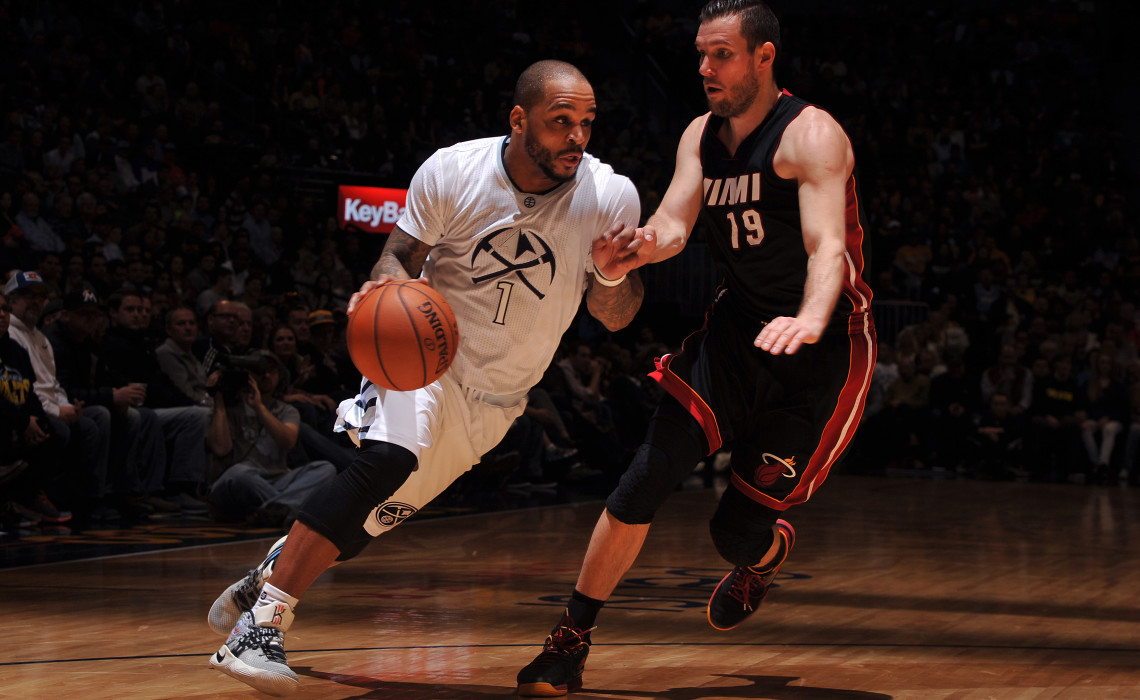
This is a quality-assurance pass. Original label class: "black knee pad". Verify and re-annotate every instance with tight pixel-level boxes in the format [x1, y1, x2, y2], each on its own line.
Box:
[296, 441, 417, 562]
[708, 485, 780, 566]
[605, 400, 708, 524]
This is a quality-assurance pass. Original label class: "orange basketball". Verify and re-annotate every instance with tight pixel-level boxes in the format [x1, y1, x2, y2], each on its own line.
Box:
[346, 281, 460, 391]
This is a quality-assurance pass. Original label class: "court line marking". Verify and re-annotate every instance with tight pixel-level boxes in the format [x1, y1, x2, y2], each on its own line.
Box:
[4, 641, 1139, 667]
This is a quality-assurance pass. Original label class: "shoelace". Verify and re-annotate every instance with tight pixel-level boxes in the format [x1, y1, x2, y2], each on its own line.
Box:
[233, 622, 288, 664]
[540, 622, 594, 659]
[234, 547, 280, 610]
[233, 568, 262, 610]
[728, 568, 765, 610]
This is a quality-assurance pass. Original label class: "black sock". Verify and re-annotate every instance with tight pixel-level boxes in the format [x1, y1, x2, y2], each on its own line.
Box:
[566, 588, 604, 631]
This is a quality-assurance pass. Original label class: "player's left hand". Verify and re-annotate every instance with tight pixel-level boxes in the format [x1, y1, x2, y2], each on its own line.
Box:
[755, 316, 825, 355]
[591, 222, 656, 280]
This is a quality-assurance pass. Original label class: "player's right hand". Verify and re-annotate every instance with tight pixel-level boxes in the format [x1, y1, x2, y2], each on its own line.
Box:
[348, 276, 432, 315]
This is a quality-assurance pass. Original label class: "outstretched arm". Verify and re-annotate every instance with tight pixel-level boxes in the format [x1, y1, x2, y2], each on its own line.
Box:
[758, 107, 853, 355]
[585, 115, 709, 331]
[641, 114, 708, 263]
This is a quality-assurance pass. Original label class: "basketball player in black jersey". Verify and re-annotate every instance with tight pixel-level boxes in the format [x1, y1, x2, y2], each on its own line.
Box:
[517, 1, 877, 695]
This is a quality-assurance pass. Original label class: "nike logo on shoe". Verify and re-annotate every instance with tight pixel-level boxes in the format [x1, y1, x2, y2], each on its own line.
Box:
[215, 648, 227, 663]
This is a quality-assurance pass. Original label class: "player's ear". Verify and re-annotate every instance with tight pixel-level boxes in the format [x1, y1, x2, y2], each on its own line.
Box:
[755, 41, 776, 73]
[509, 105, 526, 134]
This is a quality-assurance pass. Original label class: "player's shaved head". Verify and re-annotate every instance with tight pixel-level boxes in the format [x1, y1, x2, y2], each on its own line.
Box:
[514, 60, 590, 111]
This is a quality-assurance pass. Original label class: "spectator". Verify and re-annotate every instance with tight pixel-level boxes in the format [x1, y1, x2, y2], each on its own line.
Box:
[928, 354, 980, 473]
[231, 301, 256, 354]
[1122, 361, 1140, 486]
[267, 322, 337, 428]
[98, 290, 211, 511]
[14, 193, 64, 253]
[193, 299, 240, 373]
[0, 289, 71, 526]
[1026, 354, 1083, 483]
[981, 344, 1033, 415]
[5, 271, 113, 521]
[881, 354, 932, 468]
[196, 265, 233, 317]
[1078, 351, 1129, 484]
[155, 305, 214, 406]
[206, 350, 336, 527]
[46, 288, 173, 516]
[973, 392, 1027, 480]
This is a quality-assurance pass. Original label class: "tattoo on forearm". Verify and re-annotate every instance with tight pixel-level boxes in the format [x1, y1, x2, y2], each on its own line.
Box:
[372, 230, 432, 280]
[586, 271, 644, 331]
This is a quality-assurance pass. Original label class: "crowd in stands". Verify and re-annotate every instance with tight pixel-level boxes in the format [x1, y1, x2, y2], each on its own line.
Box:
[1, 1, 1136, 535]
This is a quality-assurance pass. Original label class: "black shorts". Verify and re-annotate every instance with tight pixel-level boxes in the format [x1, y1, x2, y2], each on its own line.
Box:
[650, 299, 876, 510]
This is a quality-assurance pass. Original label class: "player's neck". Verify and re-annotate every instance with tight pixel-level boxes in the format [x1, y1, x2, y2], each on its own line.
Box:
[503, 139, 564, 195]
[719, 82, 782, 154]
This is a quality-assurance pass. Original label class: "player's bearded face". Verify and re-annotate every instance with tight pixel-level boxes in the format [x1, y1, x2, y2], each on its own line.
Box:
[708, 67, 760, 118]
[524, 121, 581, 182]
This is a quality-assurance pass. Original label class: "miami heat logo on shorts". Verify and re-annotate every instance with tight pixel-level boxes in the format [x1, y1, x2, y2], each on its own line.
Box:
[753, 453, 796, 488]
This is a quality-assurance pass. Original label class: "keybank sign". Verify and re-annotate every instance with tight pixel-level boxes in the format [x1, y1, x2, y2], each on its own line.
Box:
[338, 185, 408, 233]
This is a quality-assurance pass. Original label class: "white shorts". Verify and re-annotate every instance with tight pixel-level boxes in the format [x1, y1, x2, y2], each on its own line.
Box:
[335, 374, 526, 535]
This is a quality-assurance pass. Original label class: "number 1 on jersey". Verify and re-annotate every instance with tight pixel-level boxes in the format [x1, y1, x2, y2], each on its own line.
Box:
[493, 280, 514, 325]
[727, 209, 765, 249]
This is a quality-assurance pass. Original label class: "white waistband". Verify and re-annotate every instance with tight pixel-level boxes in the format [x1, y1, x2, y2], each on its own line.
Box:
[459, 384, 528, 408]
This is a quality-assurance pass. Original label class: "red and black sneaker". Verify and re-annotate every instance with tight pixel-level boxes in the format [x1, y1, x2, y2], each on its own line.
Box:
[517, 612, 593, 697]
[30, 490, 71, 524]
[707, 518, 795, 631]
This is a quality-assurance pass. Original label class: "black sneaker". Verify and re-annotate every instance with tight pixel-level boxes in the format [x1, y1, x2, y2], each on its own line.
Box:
[517, 612, 593, 696]
[707, 518, 795, 631]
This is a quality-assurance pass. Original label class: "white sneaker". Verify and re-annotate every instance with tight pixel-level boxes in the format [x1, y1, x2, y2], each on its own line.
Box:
[211, 605, 298, 695]
[208, 536, 287, 635]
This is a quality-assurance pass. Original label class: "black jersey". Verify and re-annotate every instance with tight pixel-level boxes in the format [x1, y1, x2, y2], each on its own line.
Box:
[698, 91, 873, 330]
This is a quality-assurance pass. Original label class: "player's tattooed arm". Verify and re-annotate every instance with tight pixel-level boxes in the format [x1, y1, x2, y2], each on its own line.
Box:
[372, 227, 432, 281]
[586, 270, 644, 331]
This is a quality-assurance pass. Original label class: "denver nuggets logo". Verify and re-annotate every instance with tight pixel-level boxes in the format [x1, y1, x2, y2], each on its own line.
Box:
[471, 226, 556, 299]
[753, 454, 797, 488]
[376, 501, 417, 528]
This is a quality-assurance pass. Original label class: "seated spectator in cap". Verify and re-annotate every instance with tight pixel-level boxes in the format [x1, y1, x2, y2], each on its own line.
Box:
[5, 270, 114, 522]
[0, 289, 72, 526]
[46, 288, 175, 516]
[303, 309, 349, 397]
[206, 349, 337, 527]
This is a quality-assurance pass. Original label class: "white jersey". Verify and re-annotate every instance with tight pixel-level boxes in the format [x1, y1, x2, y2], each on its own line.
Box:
[398, 136, 641, 396]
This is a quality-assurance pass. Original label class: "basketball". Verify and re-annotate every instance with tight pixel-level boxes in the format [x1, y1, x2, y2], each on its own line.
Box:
[346, 281, 460, 391]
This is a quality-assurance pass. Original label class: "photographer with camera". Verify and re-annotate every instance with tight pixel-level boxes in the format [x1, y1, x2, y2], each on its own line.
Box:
[206, 350, 336, 527]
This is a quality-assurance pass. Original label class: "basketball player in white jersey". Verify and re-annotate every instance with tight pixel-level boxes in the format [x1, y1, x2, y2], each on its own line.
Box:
[207, 60, 656, 695]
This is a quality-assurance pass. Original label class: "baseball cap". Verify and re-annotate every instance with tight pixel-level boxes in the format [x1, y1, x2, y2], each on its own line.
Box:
[4, 270, 45, 294]
[308, 309, 334, 327]
[63, 288, 101, 311]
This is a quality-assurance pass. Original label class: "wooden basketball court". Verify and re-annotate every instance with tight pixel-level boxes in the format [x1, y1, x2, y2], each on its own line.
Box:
[2, 475, 1138, 699]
